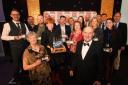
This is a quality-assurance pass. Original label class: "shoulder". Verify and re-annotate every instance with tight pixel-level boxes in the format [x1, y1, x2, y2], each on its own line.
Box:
[92, 41, 101, 46]
[66, 25, 71, 29]
[65, 25, 70, 27]
[119, 22, 127, 26]
[23, 47, 30, 57]
[39, 44, 46, 49]
[56, 24, 60, 28]
[3, 22, 10, 27]
[77, 40, 83, 45]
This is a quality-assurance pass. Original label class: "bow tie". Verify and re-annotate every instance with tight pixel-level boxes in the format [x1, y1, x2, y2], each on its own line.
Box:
[83, 43, 89, 46]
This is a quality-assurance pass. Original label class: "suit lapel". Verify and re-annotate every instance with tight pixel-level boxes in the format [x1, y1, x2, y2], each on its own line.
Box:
[83, 41, 94, 60]
[78, 41, 83, 60]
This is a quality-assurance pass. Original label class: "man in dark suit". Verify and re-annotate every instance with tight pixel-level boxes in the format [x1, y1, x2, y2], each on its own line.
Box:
[70, 26, 102, 85]
[113, 12, 127, 55]
[56, 16, 71, 42]
[26, 16, 38, 32]
[100, 13, 107, 31]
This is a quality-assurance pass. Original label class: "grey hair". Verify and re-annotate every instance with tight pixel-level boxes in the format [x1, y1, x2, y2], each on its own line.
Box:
[26, 31, 38, 40]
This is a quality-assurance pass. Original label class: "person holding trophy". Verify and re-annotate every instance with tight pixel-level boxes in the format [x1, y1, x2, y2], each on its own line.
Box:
[23, 32, 52, 85]
[103, 18, 119, 85]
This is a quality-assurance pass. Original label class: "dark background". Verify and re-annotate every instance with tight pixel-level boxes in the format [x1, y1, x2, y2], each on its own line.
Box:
[1, 0, 122, 22]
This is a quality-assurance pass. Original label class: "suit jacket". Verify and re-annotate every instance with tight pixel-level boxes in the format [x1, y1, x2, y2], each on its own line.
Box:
[103, 28, 120, 55]
[26, 23, 38, 32]
[116, 22, 127, 47]
[56, 24, 71, 37]
[71, 40, 103, 83]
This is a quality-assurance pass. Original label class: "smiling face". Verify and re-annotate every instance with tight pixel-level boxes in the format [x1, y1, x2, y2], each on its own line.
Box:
[27, 16, 34, 25]
[27, 32, 38, 45]
[28, 35, 37, 45]
[46, 23, 54, 31]
[82, 27, 94, 42]
[91, 18, 98, 28]
[78, 16, 84, 23]
[74, 21, 81, 32]
[106, 19, 113, 30]
[37, 15, 44, 24]
[10, 10, 20, 22]
[60, 17, 66, 25]
[114, 12, 121, 23]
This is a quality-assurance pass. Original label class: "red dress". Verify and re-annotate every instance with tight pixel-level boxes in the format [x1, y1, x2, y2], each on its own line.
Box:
[69, 31, 83, 53]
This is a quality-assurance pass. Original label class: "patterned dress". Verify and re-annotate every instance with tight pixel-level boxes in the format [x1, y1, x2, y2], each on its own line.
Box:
[23, 45, 52, 85]
[69, 31, 83, 53]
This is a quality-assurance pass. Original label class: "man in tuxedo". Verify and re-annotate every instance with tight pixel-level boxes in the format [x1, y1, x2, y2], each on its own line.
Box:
[56, 16, 71, 42]
[70, 26, 102, 85]
[113, 12, 127, 55]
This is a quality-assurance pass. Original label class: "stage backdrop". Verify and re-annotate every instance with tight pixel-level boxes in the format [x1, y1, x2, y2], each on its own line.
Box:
[0, 0, 5, 22]
[44, 11, 97, 24]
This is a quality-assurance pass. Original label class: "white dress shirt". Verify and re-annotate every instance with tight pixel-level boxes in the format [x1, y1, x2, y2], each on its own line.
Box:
[81, 40, 92, 60]
[114, 22, 119, 28]
[1, 20, 29, 41]
[61, 25, 66, 35]
[101, 21, 106, 30]
[61, 25, 66, 42]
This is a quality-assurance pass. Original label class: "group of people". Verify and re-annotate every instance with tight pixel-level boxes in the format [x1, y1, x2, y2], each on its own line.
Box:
[1, 9, 127, 85]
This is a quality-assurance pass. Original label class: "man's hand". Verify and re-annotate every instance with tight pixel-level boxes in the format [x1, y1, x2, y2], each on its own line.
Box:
[14, 36, 21, 40]
[121, 46, 125, 51]
[93, 80, 101, 85]
[69, 70, 74, 77]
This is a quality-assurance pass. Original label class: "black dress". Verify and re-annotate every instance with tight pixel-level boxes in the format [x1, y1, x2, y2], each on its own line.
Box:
[103, 28, 119, 83]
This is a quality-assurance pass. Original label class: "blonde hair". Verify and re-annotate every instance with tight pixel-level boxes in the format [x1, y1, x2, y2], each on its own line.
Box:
[90, 17, 99, 27]
[26, 31, 38, 41]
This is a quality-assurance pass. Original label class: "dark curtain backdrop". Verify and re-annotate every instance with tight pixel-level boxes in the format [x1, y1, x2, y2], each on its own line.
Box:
[40, 0, 101, 14]
[1, 0, 122, 21]
[113, 0, 122, 15]
[2, 0, 28, 22]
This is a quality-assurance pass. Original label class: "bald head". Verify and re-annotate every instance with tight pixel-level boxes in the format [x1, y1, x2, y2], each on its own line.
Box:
[82, 26, 94, 42]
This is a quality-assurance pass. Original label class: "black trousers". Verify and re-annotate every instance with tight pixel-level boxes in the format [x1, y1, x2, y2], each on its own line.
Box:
[10, 44, 26, 78]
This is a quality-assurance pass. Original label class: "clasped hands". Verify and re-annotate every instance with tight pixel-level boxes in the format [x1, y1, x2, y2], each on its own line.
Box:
[14, 35, 25, 40]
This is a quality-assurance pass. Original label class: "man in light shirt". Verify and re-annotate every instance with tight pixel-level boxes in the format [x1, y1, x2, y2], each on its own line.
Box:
[56, 16, 71, 42]
[1, 9, 29, 84]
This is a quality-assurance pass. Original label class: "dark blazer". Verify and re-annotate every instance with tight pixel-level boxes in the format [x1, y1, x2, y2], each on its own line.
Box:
[41, 29, 60, 47]
[56, 24, 71, 37]
[116, 22, 127, 47]
[103, 28, 120, 54]
[71, 40, 103, 84]
[93, 27, 104, 44]
[26, 23, 38, 32]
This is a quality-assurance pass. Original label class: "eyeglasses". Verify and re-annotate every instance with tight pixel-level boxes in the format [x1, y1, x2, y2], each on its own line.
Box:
[11, 14, 20, 16]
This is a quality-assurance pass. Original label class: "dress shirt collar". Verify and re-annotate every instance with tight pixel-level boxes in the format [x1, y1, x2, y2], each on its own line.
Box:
[83, 40, 92, 46]
[12, 20, 20, 24]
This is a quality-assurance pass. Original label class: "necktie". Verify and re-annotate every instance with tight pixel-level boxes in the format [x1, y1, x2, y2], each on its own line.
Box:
[114, 23, 118, 29]
[102, 23, 105, 30]
[16, 23, 22, 35]
[16, 23, 20, 30]
[83, 43, 89, 46]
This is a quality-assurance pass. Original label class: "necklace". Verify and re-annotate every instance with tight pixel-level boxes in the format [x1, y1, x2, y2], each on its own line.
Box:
[31, 45, 39, 52]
